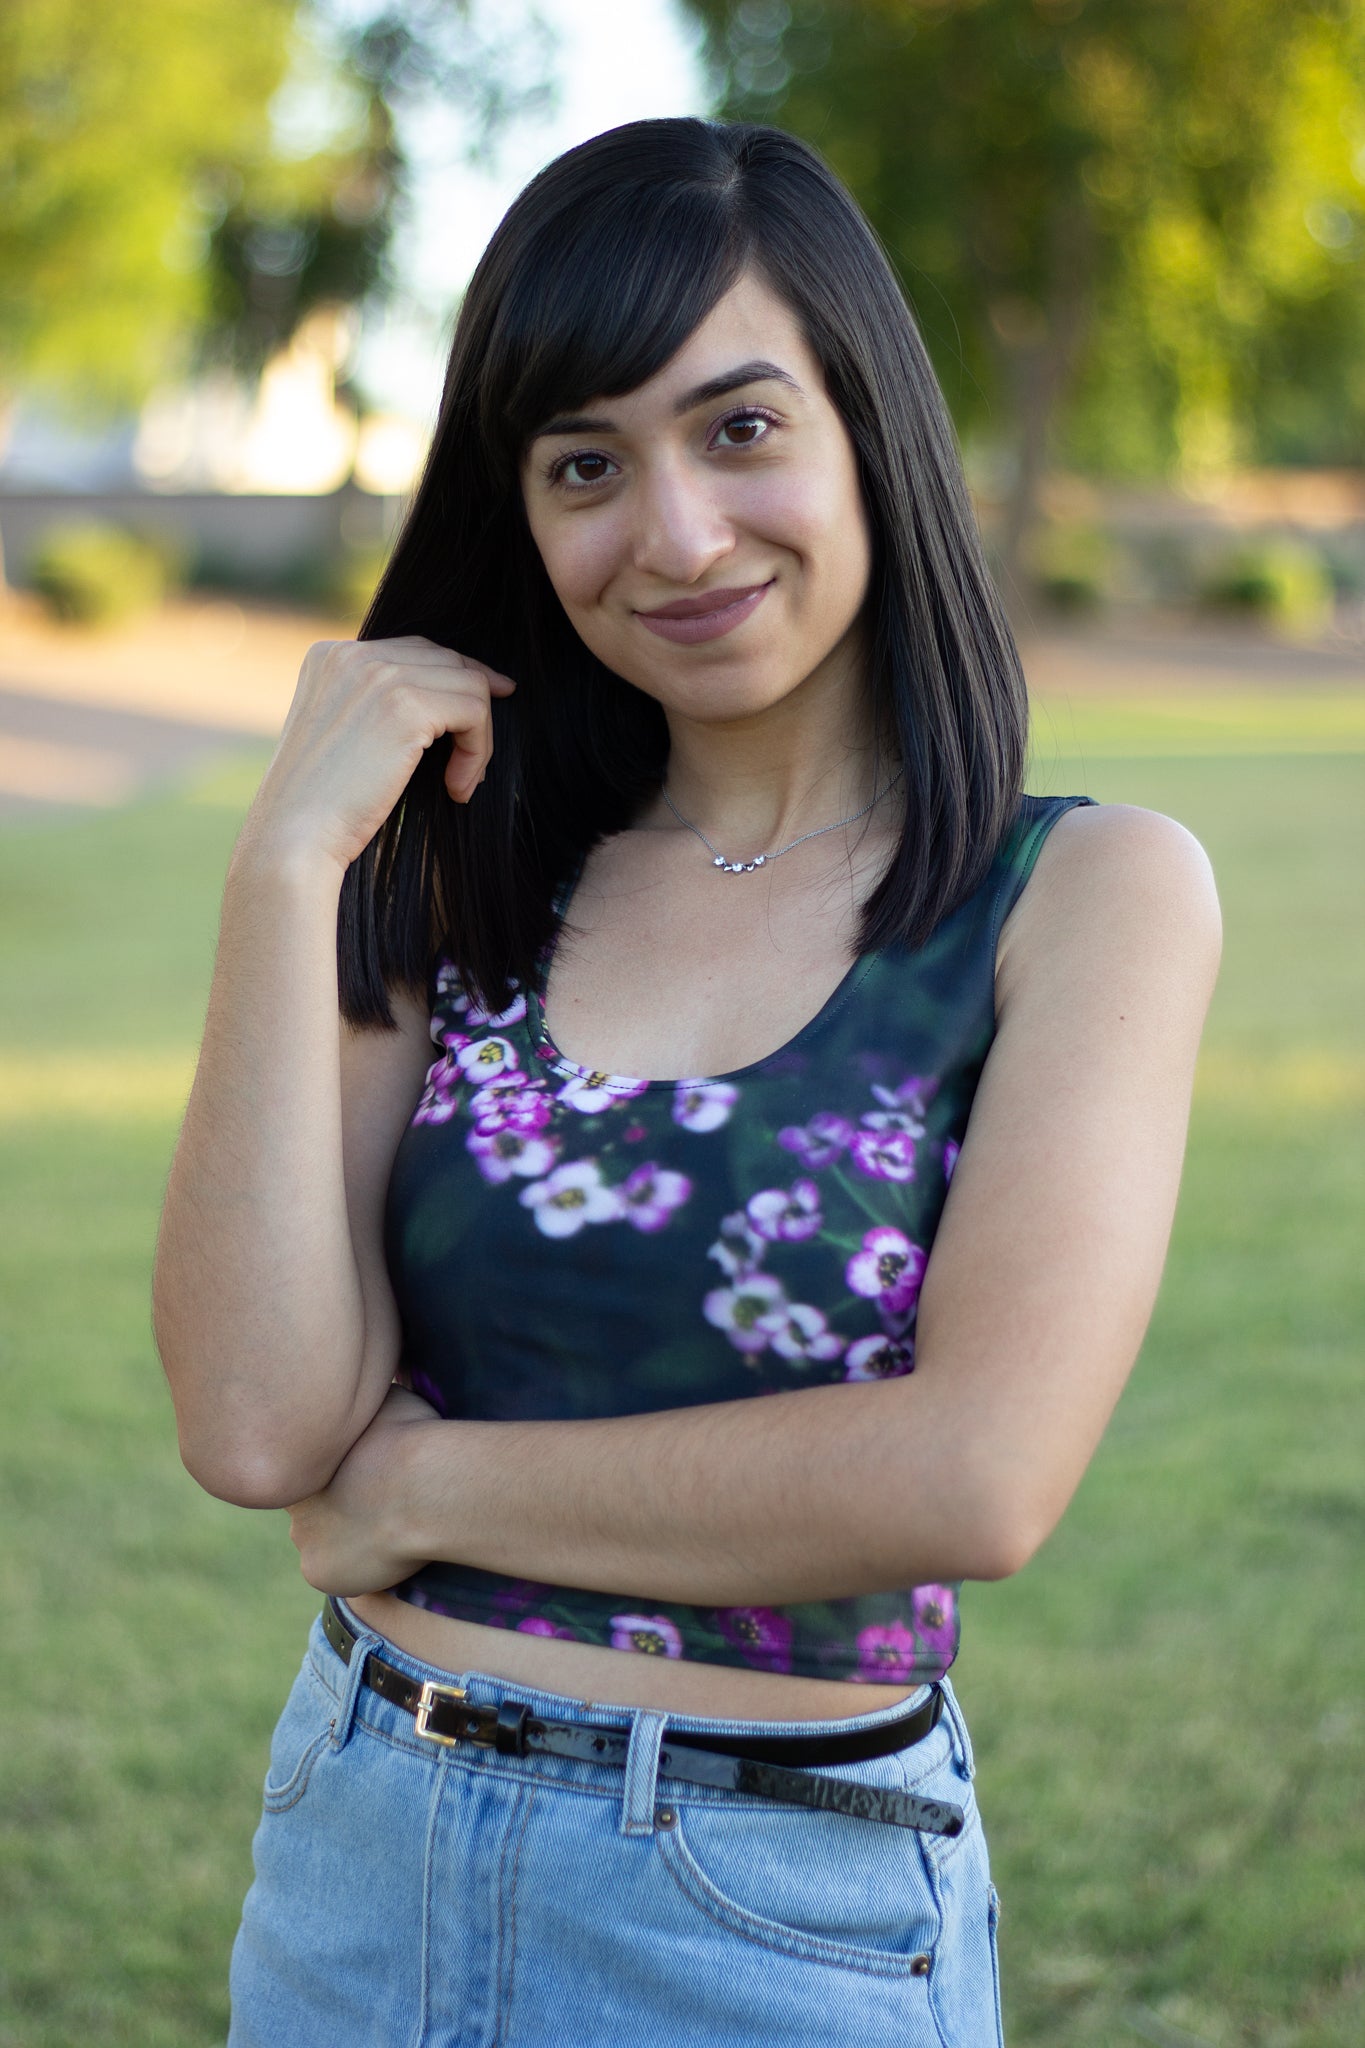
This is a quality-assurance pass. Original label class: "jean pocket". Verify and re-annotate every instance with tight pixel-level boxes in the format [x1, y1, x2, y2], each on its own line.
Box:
[654, 1781, 943, 1977]
[261, 1663, 336, 1815]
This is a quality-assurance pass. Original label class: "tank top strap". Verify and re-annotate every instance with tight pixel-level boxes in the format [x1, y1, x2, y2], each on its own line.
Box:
[985, 792, 1095, 962]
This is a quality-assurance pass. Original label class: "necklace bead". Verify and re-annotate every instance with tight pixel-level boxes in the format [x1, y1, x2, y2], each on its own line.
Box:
[663, 774, 902, 874]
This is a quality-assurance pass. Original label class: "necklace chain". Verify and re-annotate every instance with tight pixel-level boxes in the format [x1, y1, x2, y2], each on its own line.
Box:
[661, 773, 903, 875]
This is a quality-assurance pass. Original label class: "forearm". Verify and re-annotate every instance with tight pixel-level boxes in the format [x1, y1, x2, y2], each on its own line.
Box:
[395, 1378, 1003, 1607]
[153, 836, 368, 1501]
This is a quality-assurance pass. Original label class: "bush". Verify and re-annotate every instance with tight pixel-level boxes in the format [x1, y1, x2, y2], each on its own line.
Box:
[1029, 521, 1115, 611]
[1199, 538, 1335, 636]
[27, 520, 175, 626]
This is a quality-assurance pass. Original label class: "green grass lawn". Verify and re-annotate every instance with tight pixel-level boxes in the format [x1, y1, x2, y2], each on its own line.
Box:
[1, 722, 1362, 2046]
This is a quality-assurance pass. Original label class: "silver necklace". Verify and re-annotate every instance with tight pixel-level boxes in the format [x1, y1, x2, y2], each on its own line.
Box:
[661, 772, 903, 875]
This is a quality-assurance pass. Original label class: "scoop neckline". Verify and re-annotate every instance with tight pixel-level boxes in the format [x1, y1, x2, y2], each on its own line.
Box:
[529, 861, 881, 1093]
[528, 949, 880, 1094]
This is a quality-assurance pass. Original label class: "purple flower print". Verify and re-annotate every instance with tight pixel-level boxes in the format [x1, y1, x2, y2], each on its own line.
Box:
[623, 1122, 647, 1143]
[432, 1023, 473, 1055]
[943, 1139, 960, 1182]
[610, 1613, 684, 1657]
[911, 1584, 957, 1657]
[519, 1159, 622, 1237]
[517, 1616, 576, 1640]
[870, 1074, 935, 1119]
[464, 989, 528, 1030]
[467, 1125, 559, 1185]
[456, 1034, 520, 1082]
[412, 1054, 461, 1126]
[470, 1075, 551, 1135]
[435, 961, 470, 1004]
[407, 1368, 448, 1415]
[777, 1111, 855, 1169]
[747, 1178, 822, 1243]
[557, 1069, 649, 1114]
[761, 1301, 846, 1365]
[673, 1080, 738, 1133]
[848, 1128, 917, 1183]
[718, 1607, 795, 1674]
[853, 1620, 918, 1683]
[707, 1210, 766, 1279]
[619, 1163, 692, 1233]
[844, 1333, 916, 1381]
[845, 1226, 926, 1316]
[860, 1108, 923, 1138]
[703, 1273, 788, 1356]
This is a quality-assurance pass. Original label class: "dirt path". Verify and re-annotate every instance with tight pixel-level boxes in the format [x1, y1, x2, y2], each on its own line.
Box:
[0, 592, 1359, 821]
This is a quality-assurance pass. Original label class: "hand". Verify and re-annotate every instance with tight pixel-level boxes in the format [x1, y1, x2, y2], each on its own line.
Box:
[287, 1384, 443, 1595]
[242, 634, 517, 875]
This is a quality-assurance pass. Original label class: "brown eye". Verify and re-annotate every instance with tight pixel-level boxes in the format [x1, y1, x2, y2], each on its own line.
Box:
[713, 411, 775, 450]
[546, 449, 618, 490]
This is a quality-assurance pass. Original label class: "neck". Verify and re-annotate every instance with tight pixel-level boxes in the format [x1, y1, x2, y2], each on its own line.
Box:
[656, 666, 894, 858]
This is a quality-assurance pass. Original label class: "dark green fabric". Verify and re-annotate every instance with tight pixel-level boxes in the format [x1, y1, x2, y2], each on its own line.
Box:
[384, 792, 1092, 1681]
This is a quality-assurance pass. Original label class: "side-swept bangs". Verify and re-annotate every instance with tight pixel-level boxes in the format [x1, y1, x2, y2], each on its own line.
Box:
[338, 118, 1027, 1026]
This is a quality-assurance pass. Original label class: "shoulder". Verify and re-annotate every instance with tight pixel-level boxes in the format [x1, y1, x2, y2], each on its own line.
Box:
[996, 803, 1222, 1016]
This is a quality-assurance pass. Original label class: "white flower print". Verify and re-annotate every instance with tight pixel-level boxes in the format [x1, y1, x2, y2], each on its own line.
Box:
[456, 1035, 520, 1081]
[467, 1126, 559, 1185]
[708, 1210, 766, 1279]
[673, 1080, 738, 1133]
[703, 1274, 787, 1356]
[464, 990, 528, 1030]
[557, 1070, 650, 1115]
[746, 1178, 822, 1243]
[519, 1159, 622, 1238]
[761, 1301, 846, 1364]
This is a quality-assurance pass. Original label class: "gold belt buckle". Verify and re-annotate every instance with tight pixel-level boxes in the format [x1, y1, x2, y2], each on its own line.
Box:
[414, 1678, 468, 1746]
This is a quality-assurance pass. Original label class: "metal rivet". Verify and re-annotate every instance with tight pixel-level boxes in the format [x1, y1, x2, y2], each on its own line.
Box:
[655, 1806, 676, 1827]
[910, 1953, 931, 1977]
[328, 1717, 337, 1732]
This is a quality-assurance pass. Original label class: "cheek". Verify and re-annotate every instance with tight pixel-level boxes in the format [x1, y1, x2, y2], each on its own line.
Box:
[531, 517, 623, 623]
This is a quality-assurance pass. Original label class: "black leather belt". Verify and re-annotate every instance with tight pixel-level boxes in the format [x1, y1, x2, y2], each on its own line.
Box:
[322, 1598, 963, 1837]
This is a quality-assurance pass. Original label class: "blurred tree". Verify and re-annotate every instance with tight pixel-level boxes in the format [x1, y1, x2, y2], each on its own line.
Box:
[684, 0, 1365, 587]
[0, 0, 553, 403]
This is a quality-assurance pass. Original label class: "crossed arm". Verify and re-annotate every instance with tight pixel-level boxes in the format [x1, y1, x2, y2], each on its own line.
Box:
[279, 805, 1221, 1604]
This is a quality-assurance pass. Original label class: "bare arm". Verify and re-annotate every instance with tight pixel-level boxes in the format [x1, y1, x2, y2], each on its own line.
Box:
[289, 804, 1223, 1598]
[152, 636, 514, 1505]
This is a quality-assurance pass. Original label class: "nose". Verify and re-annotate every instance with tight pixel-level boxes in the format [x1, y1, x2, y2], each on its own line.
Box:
[630, 455, 735, 587]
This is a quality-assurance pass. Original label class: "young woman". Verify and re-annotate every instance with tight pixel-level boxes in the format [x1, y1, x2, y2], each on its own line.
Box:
[153, 119, 1220, 2046]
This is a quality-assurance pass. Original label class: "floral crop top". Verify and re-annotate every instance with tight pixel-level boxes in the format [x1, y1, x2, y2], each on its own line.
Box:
[383, 792, 1092, 1684]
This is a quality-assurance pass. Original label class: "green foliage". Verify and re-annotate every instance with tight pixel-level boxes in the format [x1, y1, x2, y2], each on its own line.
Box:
[1199, 537, 1337, 634]
[1028, 520, 1115, 610]
[0, 0, 301, 407]
[25, 520, 180, 625]
[685, 0, 1365, 489]
[0, 0, 558, 410]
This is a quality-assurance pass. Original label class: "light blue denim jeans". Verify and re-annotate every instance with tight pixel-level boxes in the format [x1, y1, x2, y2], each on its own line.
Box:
[228, 1604, 1003, 2046]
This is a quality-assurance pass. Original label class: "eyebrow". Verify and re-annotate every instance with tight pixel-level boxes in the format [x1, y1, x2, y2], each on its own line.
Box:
[531, 360, 803, 440]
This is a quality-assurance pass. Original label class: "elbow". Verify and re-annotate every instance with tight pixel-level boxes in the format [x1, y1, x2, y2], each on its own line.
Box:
[948, 1478, 1061, 1583]
[176, 1422, 341, 1511]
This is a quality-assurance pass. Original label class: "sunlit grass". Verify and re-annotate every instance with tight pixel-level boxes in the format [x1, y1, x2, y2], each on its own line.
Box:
[0, 706, 1361, 2045]
[1029, 688, 1365, 758]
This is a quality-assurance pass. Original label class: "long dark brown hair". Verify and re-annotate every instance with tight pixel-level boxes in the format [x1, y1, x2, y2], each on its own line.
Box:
[341, 117, 1027, 1026]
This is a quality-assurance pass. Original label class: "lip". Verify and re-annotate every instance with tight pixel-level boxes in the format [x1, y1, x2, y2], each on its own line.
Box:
[635, 581, 773, 646]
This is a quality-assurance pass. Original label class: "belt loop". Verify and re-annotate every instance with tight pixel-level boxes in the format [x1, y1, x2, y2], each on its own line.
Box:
[332, 1608, 383, 1752]
[938, 1677, 975, 1781]
[619, 1710, 668, 1837]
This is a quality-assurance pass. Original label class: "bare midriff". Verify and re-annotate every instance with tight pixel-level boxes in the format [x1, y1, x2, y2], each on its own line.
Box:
[348, 1592, 917, 1720]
